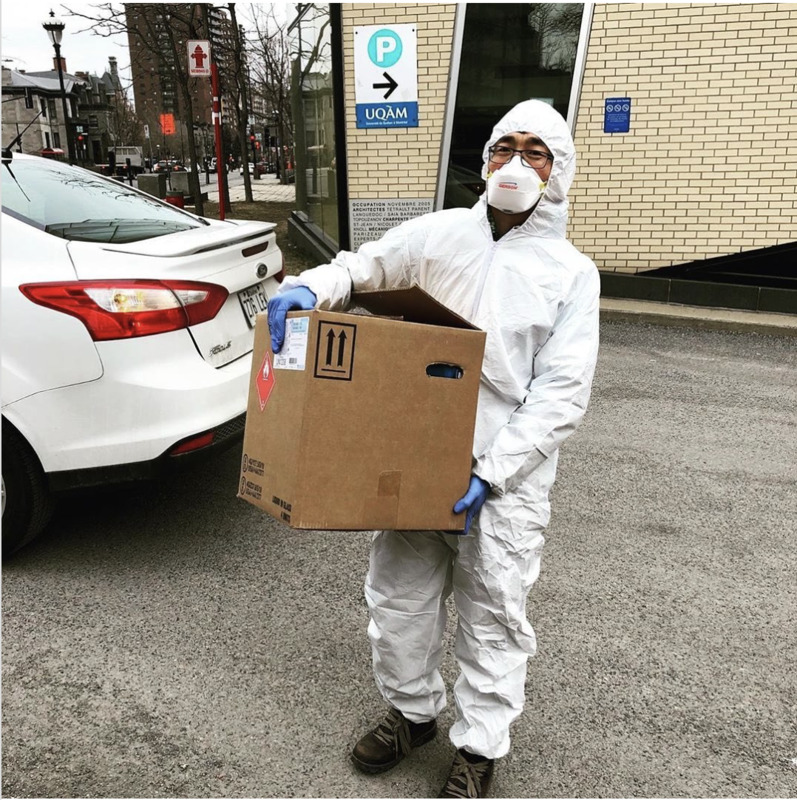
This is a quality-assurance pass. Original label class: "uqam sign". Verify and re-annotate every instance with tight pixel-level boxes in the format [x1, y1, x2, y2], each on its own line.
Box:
[354, 25, 418, 129]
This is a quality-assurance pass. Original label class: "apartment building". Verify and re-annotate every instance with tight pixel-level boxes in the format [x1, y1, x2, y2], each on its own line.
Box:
[126, 3, 235, 162]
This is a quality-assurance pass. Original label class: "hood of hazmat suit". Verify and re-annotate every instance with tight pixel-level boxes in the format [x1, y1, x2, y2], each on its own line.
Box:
[281, 99, 600, 531]
[480, 98, 576, 239]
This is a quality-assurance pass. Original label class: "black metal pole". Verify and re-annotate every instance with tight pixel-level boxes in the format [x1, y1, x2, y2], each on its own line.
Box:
[330, 3, 350, 250]
[52, 41, 76, 164]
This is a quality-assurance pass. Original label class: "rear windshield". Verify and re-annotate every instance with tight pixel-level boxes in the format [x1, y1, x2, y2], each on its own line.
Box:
[1, 156, 205, 243]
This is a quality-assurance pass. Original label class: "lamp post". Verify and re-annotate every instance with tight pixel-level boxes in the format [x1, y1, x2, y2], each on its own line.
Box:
[42, 10, 76, 164]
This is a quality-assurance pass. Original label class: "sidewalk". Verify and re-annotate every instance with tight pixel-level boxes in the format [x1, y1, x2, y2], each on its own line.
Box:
[600, 296, 797, 337]
[201, 172, 296, 203]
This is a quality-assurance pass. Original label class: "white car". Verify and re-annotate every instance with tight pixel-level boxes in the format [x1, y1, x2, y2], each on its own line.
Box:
[1, 152, 285, 556]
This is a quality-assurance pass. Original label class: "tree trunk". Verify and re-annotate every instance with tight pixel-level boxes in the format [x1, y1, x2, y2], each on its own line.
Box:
[228, 3, 253, 202]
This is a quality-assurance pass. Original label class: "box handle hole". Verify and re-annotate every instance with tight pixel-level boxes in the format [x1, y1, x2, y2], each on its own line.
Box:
[426, 363, 463, 379]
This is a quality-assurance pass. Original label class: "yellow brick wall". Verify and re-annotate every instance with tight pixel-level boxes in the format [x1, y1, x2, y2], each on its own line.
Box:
[570, 3, 797, 273]
[341, 4, 457, 199]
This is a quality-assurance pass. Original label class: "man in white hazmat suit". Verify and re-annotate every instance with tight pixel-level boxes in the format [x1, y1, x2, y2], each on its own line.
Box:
[267, 99, 600, 798]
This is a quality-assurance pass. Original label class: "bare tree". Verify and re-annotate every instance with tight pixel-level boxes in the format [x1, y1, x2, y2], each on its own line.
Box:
[110, 84, 143, 146]
[527, 3, 583, 72]
[282, 4, 333, 206]
[65, 2, 211, 215]
[244, 4, 295, 184]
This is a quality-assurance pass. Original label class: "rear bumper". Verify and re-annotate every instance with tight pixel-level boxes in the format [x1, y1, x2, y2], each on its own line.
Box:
[4, 329, 254, 474]
[47, 412, 246, 493]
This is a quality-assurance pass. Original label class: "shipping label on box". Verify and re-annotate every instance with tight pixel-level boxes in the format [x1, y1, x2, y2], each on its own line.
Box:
[238, 286, 486, 531]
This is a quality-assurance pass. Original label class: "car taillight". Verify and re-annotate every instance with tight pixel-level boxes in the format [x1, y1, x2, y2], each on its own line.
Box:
[20, 280, 229, 341]
[169, 431, 215, 455]
[276, 253, 286, 283]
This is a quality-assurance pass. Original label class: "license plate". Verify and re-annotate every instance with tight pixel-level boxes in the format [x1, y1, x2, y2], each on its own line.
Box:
[238, 282, 270, 328]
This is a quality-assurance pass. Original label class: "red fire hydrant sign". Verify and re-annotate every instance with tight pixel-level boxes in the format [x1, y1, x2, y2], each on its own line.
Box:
[187, 40, 211, 77]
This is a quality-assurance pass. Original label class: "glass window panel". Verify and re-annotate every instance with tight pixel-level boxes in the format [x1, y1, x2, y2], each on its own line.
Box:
[292, 3, 339, 246]
[2, 157, 202, 242]
[443, 3, 584, 210]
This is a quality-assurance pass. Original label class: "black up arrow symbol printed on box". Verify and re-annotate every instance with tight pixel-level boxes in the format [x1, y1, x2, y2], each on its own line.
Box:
[373, 72, 398, 100]
[315, 321, 357, 381]
[325, 327, 348, 367]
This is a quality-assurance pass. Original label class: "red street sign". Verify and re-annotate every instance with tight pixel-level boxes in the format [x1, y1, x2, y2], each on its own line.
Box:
[187, 40, 211, 77]
[159, 113, 176, 135]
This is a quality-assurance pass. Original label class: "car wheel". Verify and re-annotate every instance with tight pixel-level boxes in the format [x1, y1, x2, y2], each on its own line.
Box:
[2, 420, 53, 557]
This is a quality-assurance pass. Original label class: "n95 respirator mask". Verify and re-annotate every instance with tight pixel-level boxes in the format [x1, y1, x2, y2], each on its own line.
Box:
[486, 156, 547, 214]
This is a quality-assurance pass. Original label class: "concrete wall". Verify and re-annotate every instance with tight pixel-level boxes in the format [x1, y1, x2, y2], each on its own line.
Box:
[570, 2, 797, 273]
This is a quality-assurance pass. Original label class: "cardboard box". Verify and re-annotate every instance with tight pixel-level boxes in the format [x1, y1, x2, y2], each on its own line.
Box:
[238, 286, 486, 531]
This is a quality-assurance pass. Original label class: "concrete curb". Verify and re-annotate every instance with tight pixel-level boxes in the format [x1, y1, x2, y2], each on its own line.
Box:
[601, 297, 797, 337]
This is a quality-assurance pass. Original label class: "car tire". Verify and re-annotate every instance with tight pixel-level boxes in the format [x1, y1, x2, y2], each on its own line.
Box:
[2, 419, 53, 558]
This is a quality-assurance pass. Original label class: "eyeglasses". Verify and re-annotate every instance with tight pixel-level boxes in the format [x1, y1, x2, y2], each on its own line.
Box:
[488, 145, 553, 169]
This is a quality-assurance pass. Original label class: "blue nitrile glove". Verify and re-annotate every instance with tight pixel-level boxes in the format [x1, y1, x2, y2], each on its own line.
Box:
[267, 287, 317, 353]
[453, 475, 491, 535]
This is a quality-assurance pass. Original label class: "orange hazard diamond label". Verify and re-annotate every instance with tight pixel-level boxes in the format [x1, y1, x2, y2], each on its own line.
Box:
[256, 350, 276, 410]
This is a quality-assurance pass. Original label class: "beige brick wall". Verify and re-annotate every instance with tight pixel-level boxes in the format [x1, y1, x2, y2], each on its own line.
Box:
[569, 3, 797, 273]
[341, 4, 457, 199]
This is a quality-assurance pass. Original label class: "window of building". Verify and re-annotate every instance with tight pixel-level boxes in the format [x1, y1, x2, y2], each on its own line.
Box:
[40, 99, 47, 118]
[291, 3, 342, 249]
[53, 132, 61, 149]
[45, 132, 51, 149]
[48, 99, 57, 121]
[443, 3, 585, 209]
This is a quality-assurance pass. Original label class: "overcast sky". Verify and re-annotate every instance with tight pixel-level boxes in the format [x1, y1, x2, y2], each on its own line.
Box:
[1, 1, 297, 91]
[1, 1, 133, 83]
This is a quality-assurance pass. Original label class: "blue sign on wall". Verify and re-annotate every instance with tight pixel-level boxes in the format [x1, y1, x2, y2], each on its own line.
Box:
[356, 102, 419, 128]
[604, 97, 631, 133]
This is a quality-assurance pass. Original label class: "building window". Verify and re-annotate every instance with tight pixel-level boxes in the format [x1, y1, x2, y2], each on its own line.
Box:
[45, 131, 51, 149]
[291, 3, 340, 248]
[443, 3, 585, 209]
[48, 99, 58, 121]
[53, 132, 61, 148]
[40, 99, 47, 118]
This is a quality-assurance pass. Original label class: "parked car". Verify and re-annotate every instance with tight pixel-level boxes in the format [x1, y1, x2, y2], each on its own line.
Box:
[152, 159, 184, 173]
[1, 151, 285, 556]
[240, 161, 267, 177]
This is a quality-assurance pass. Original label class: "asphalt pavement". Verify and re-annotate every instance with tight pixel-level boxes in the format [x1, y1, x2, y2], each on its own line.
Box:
[2, 319, 795, 799]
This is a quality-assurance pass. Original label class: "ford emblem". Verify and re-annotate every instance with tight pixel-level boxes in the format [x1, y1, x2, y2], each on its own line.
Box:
[256, 263, 268, 279]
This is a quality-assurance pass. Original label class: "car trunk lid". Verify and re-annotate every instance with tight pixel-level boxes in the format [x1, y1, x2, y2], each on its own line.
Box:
[65, 219, 283, 367]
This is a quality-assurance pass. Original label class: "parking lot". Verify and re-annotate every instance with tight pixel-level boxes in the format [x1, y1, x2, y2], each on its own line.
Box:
[2, 319, 796, 798]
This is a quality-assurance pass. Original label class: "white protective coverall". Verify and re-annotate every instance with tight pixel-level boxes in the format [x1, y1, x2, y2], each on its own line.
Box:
[280, 100, 600, 759]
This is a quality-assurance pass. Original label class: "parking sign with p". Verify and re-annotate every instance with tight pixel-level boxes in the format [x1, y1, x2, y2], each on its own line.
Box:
[354, 24, 418, 129]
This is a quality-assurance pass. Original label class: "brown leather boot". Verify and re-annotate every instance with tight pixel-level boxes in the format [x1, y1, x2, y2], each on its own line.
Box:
[351, 707, 437, 774]
[439, 749, 495, 798]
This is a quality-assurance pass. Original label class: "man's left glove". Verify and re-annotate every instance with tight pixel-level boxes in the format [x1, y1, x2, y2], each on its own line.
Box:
[267, 286, 317, 353]
[453, 475, 491, 534]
